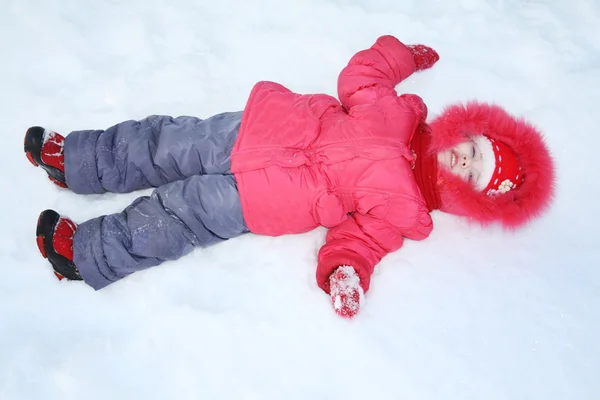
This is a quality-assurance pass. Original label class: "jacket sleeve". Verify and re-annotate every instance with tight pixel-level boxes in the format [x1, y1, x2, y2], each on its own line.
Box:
[337, 35, 417, 110]
[316, 203, 433, 295]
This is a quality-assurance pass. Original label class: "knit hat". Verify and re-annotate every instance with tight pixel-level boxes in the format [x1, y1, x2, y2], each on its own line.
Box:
[425, 101, 556, 229]
[472, 135, 524, 195]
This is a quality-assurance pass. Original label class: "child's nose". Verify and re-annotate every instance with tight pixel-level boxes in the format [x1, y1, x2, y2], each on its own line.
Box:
[461, 154, 471, 168]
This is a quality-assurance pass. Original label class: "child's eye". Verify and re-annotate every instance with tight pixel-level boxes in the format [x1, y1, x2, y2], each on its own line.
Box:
[468, 172, 473, 182]
[472, 146, 476, 157]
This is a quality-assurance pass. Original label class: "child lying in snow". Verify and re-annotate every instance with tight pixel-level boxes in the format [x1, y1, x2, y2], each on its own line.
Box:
[24, 35, 555, 318]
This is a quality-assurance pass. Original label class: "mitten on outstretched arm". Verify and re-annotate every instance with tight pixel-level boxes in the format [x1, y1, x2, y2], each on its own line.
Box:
[329, 265, 364, 318]
[337, 35, 440, 110]
[406, 44, 440, 71]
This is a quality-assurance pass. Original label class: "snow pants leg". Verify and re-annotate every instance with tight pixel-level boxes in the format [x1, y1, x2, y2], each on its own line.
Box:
[63, 112, 242, 194]
[62, 112, 249, 290]
[73, 174, 248, 290]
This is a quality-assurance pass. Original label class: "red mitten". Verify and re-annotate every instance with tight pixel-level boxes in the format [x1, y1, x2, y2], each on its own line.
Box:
[329, 266, 364, 319]
[407, 44, 440, 71]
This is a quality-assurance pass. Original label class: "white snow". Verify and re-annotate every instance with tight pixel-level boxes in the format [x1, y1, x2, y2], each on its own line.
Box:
[1, 0, 599, 399]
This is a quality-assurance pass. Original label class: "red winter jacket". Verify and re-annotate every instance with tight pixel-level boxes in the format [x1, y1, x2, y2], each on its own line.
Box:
[230, 35, 433, 294]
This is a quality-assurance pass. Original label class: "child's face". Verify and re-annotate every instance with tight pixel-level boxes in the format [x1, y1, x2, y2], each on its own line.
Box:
[437, 140, 483, 187]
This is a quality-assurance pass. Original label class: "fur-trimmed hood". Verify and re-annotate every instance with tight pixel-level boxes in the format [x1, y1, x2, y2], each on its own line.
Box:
[427, 101, 556, 229]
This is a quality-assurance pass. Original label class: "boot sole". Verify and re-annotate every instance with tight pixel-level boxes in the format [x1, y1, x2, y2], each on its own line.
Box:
[24, 127, 45, 167]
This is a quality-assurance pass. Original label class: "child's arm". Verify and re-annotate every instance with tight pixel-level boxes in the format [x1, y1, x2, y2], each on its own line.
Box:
[316, 211, 431, 318]
[337, 35, 439, 110]
[317, 208, 433, 318]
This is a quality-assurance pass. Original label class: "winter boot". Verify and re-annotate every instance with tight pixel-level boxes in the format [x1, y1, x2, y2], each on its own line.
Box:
[36, 209, 82, 281]
[24, 127, 68, 188]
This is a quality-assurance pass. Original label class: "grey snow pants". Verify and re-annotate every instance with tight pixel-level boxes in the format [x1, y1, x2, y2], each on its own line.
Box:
[63, 112, 249, 290]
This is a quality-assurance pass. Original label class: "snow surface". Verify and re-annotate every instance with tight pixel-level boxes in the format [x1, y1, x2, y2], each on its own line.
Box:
[1, 0, 599, 399]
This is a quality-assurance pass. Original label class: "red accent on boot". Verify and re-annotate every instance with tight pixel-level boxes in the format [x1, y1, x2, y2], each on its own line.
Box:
[52, 217, 76, 261]
[26, 152, 39, 167]
[48, 176, 68, 188]
[40, 131, 66, 174]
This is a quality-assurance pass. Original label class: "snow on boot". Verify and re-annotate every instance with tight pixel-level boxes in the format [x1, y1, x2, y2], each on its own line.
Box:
[36, 209, 82, 281]
[24, 126, 67, 188]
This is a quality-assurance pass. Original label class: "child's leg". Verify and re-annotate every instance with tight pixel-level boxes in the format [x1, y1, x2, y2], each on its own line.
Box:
[72, 173, 248, 290]
[64, 112, 242, 194]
